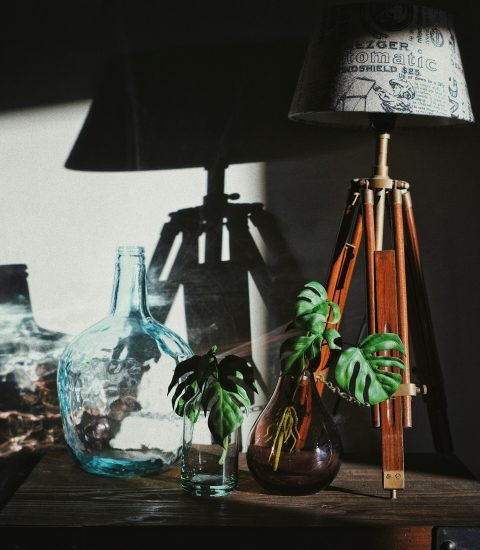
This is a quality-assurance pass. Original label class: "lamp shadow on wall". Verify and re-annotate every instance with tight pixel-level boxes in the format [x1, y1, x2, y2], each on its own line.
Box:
[0, 41, 358, 457]
[65, 43, 343, 402]
[146, 162, 307, 401]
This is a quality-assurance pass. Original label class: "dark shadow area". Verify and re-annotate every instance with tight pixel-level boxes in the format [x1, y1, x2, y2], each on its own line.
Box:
[64, 44, 333, 171]
[0, 525, 436, 550]
[0, 0, 476, 112]
[327, 485, 389, 500]
[339, 452, 476, 480]
[0, 451, 40, 512]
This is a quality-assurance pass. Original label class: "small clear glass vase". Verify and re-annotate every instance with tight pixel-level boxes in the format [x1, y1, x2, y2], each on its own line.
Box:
[181, 395, 240, 497]
[57, 246, 192, 477]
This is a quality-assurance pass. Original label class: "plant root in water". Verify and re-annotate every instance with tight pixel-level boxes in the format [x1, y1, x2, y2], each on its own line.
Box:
[265, 406, 300, 471]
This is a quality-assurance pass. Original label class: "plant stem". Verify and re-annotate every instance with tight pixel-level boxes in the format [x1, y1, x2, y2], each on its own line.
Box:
[218, 437, 229, 465]
[295, 375, 313, 449]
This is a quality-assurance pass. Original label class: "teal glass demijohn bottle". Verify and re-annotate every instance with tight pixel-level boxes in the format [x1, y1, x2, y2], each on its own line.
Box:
[57, 246, 192, 477]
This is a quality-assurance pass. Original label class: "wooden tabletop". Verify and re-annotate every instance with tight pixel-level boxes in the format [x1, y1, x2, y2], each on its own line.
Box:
[0, 450, 479, 529]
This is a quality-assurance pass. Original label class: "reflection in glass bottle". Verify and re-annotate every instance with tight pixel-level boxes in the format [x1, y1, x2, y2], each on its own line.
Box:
[0, 264, 70, 456]
[57, 247, 192, 477]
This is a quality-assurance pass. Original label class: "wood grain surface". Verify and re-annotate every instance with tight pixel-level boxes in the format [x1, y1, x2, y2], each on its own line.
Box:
[0, 450, 478, 528]
[374, 250, 404, 480]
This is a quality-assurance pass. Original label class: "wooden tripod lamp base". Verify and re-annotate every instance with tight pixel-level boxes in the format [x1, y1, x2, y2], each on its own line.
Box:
[314, 122, 451, 497]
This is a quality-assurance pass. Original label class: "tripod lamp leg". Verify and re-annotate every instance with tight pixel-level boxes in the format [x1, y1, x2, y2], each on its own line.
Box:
[362, 187, 381, 427]
[315, 189, 362, 395]
[392, 188, 412, 428]
[375, 250, 405, 494]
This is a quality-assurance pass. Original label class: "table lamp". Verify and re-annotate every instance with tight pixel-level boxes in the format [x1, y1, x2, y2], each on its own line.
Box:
[289, 2, 474, 497]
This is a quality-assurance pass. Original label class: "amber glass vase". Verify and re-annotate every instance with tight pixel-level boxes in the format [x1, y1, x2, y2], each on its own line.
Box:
[247, 372, 341, 495]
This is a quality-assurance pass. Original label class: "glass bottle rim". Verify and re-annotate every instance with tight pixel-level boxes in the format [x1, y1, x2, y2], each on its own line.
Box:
[115, 246, 145, 257]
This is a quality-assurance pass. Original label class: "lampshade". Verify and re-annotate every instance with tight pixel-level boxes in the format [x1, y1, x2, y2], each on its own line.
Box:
[289, 3, 474, 127]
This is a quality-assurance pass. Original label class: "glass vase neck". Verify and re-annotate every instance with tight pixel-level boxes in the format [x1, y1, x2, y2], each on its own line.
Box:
[109, 247, 150, 318]
[0, 264, 33, 313]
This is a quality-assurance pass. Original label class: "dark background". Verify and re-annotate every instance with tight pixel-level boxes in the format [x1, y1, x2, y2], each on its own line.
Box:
[1, 0, 479, 478]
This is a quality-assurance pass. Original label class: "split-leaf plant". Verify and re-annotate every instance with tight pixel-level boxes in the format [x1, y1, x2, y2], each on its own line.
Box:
[168, 345, 257, 463]
[268, 281, 406, 470]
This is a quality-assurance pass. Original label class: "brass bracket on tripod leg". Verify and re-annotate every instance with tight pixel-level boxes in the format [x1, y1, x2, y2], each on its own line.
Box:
[384, 470, 405, 492]
[353, 178, 410, 191]
[392, 383, 428, 397]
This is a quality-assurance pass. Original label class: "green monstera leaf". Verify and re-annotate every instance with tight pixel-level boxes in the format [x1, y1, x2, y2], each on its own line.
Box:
[288, 281, 341, 334]
[201, 381, 249, 447]
[216, 355, 257, 395]
[168, 346, 217, 418]
[280, 335, 322, 375]
[205, 354, 256, 448]
[280, 281, 343, 376]
[334, 333, 406, 405]
[323, 328, 342, 350]
[168, 346, 256, 447]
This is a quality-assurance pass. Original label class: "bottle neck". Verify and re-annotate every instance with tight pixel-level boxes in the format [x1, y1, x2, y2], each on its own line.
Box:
[0, 264, 33, 313]
[109, 250, 150, 318]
